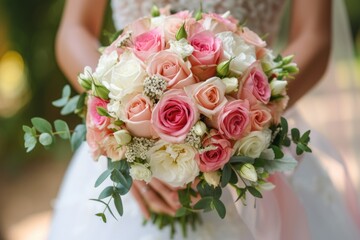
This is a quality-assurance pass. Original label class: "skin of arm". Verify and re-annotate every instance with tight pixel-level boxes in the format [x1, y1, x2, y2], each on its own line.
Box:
[284, 0, 331, 108]
[55, 0, 107, 92]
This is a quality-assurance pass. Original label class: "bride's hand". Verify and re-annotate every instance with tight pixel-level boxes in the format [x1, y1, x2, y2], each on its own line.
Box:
[131, 179, 182, 219]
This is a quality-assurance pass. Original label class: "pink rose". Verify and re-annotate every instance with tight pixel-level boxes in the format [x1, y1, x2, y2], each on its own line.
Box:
[87, 96, 110, 130]
[123, 94, 157, 138]
[164, 16, 185, 42]
[238, 62, 271, 104]
[184, 77, 227, 119]
[197, 129, 233, 172]
[133, 27, 164, 62]
[152, 89, 199, 143]
[147, 51, 195, 89]
[86, 126, 106, 160]
[250, 103, 272, 131]
[239, 27, 266, 48]
[201, 13, 238, 34]
[215, 99, 251, 140]
[189, 31, 222, 81]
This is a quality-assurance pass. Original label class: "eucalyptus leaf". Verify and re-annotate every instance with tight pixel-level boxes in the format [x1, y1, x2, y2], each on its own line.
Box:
[193, 197, 213, 210]
[263, 155, 297, 173]
[54, 120, 71, 139]
[111, 169, 132, 190]
[230, 156, 254, 164]
[95, 213, 107, 223]
[39, 133, 53, 146]
[175, 207, 188, 217]
[24, 133, 37, 152]
[52, 97, 68, 108]
[31, 117, 52, 133]
[113, 193, 123, 216]
[70, 124, 86, 151]
[61, 95, 80, 115]
[98, 186, 114, 199]
[22, 125, 33, 134]
[95, 169, 112, 187]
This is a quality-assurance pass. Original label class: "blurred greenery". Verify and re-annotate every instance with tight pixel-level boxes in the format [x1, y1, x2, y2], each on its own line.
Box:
[0, 0, 359, 175]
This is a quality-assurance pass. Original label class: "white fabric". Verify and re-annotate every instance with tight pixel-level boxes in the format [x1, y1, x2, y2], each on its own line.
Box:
[49, 0, 360, 239]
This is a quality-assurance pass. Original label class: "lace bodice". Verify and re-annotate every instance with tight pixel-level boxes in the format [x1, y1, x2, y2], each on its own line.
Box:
[111, 0, 286, 39]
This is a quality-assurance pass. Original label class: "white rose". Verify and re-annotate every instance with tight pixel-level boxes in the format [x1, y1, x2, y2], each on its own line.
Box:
[216, 32, 256, 75]
[151, 15, 166, 28]
[270, 79, 287, 96]
[147, 141, 199, 187]
[105, 51, 146, 100]
[129, 163, 152, 183]
[234, 130, 272, 158]
[107, 99, 121, 119]
[193, 121, 207, 136]
[258, 181, 276, 191]
[93, 50, 118, 83]
[204, 171, 221, 187]
[114, 129, 132, 145]
[169, 39, 194, 59]
[222, 77, 238, 93]
[239, 163, 258, 182]
[260, 49, 276, 72]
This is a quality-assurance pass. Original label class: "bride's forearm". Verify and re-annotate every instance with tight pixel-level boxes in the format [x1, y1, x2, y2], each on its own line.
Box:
[55, 0, 107, 93]
[282, 0, 331, 108]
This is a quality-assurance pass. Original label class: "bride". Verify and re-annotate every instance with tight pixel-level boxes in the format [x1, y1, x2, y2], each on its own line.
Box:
[50, 0, 360, 239]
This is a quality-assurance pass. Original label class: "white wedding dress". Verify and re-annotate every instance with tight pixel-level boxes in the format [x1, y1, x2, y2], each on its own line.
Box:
[49, 0, 360, 239]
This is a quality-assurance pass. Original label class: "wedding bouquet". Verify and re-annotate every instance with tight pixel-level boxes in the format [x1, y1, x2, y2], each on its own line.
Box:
[23, 5, 311, 238]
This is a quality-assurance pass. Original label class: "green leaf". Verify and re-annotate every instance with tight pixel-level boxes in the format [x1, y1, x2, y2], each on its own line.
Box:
[61, 95, 80, 115]
[263, 155, 297, 173]
[270, 145, 284, 159]
[62, 85, 71, 98]
[300, 130, 311, 144]
[280, 117, 288, 135]
[113, 193, 124, 216]
[95, 213, 107, 223]
[96, 106, 110, 117]
[54, 120, 71, 140]
[213, 199, 226, 219]
[175, 23, 187, 40]
[75, 92, 87, 114]
[274, 54, 283, 62]
[291, 128, 300, 142]
[193, 197, 213, 210]
[99, 186, 114, 199]
[22, 125, 33, 134]
[230, 156, 254, 164]
[70, 124, 86, 151]
[24, 133, 37, 152]
[111, 169, 132, 190]
[296, 146, 304, 155]
[52, 97, 68, 108]
[115, 184, 130, 195]
[175, 207, 188, 217]
[297, 142, 312, 153]
[221, 163, 232, 187]
[178, 189, 191, 206]
[283, 136, 291, 147]
[247, 187, 263, 198]
[228, 168, 238, 184]
[95, 169, 112, 187]
[39, 133, 53, 146]
[235, 187, 246, 202]
[31, 117, 52, 133]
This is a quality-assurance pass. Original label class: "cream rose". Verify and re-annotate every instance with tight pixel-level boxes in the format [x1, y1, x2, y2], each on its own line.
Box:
[105, 51, 146, 101]
[234, 130, 272, 158]
[216, 31, 256, 75]
[204, 171, 221, 187]
[129, 163, 152, 183]
[147, 141, 199, 187]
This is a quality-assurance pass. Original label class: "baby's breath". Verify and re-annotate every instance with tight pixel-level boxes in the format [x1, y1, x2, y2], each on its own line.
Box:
[125, 137, 155, 162]
[185, 127, 203, 149]
[143, 75, 167, 102]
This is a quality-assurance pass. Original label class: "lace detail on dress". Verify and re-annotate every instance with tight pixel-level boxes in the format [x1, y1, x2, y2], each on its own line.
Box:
[111, 0, 286, 39]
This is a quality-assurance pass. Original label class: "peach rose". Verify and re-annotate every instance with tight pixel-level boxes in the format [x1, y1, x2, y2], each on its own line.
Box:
[152, 89, 199, 143]
[122, 94, 157, 138]
[189, 31, 222, 81]
[86, 126, 106, 160]
[133, 27, 164, 62]
[215, 99, 251, 140]
[102, 135, 126, 161]
[201, 12, 237, 34]
[268, 95, 289, 125]
[146, 51, 195, 89]
[239, 62, 271, 104]
[239, 27, 267, 48]
[184, 77, 227, 119]
[250, 103, 272, 131]
[197, 129, 233, 172]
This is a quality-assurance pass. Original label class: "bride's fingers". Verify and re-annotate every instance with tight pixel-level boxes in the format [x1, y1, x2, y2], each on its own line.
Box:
[149, 179, 181, 211]
[131, 182, 151, 219]
[136, 181, 176, 216]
